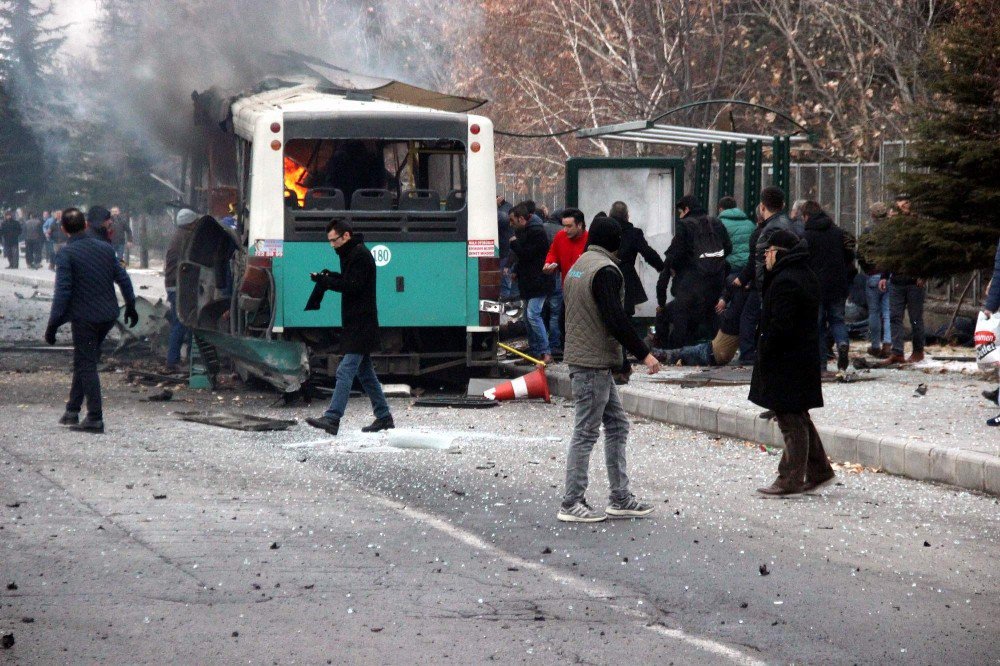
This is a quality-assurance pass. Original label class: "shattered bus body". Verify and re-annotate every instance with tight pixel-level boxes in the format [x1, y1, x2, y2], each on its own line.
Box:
[179, 68, 500, 392]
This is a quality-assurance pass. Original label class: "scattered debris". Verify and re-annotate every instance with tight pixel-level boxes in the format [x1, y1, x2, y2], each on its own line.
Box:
[231, 631, 239, 637]
[176, 411, 296, 432]
[370, 627, 383, 633]
[1, 633, 13, 649]
[924, 541, 931, 547]
[740, 602, 749, 609]
[541, 547, 553, 554]
[153, 494, 167, 500]
[146, 389, 173, 402]
[6, 502, 20, 508]
[7, 582, 17, 590]
[270, 542, 280, 550]
[450, 489, 466, 497]
[20, 618, 33, 624]
[412, 396, 498, 409]
[914, 383, 928, 396]
[759, 564, 770, 576]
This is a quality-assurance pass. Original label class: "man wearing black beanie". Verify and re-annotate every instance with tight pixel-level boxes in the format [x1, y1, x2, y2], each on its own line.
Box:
[749, 228, 836, 495]
[557, 216, 661, 522]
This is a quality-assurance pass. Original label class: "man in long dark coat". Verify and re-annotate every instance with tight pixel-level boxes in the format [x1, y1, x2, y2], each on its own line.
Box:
[306, 220, 394, 436]
[749, 229, 835, 495]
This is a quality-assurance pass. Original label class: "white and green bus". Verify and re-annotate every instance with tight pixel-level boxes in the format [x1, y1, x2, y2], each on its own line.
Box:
[177, 79, 501, 390]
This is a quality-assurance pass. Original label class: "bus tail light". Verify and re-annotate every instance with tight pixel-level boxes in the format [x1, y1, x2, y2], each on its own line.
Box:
[478, 256, 500, 327]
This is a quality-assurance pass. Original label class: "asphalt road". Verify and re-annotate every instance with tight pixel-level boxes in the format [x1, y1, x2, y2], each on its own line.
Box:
[1, 366, 998, 664]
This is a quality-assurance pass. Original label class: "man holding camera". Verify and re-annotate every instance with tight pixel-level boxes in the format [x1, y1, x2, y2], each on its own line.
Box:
[306, 220, 394, 436]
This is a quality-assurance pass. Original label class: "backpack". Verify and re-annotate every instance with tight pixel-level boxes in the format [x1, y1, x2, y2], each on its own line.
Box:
[688, 217, 727, 276]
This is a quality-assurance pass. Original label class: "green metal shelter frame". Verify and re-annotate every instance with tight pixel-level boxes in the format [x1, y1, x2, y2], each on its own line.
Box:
[576, 101, 808, 214]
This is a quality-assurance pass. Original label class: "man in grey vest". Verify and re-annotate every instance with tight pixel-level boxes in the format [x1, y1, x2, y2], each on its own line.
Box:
[558, 216, 661, 523]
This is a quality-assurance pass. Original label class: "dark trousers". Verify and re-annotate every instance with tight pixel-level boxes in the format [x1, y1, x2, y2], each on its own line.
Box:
[668, 291, 716, 348]
[889, 283, 925, 355]
[67, 319, 115, 419]
[738, 289, 762, 364]
[25, 240, 43, 267]
[774, 411, 834, 488]
[3, 240, 18, 267]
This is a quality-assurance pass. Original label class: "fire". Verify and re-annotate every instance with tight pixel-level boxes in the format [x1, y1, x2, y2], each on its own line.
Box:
[284, 157, 309, 205]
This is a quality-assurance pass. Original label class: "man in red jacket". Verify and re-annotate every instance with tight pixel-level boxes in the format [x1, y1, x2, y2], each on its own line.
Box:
[543, 208, 589, 280]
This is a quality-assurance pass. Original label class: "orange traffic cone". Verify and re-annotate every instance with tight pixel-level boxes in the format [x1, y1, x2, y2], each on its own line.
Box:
[484, 365, 551, 402]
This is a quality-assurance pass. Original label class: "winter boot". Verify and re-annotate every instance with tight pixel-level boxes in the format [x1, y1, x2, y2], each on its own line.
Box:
[837, 343, 850, 372]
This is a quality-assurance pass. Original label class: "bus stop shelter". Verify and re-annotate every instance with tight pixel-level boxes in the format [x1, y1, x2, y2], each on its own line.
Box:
[576, 105, 809, 214]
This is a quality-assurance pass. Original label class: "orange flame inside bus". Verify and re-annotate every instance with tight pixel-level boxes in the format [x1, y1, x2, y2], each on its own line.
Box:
[283, 157, 309, 205]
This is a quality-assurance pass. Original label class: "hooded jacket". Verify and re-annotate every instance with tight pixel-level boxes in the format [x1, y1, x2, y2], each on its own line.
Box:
[803, 211, 855, 302]
[748, 239, 823, 413]
[509, 217, 554, 299]
[718, 207, 755, 271]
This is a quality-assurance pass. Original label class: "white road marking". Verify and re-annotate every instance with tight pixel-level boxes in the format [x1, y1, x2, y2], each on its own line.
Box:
[364, 492, 767, 666]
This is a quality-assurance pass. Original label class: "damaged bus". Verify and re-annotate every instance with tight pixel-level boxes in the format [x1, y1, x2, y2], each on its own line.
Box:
[177, 76, 500, 392]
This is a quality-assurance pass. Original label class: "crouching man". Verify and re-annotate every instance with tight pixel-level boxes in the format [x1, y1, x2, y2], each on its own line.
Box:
[558, 216, 661, 523]
[306, 220, 394, 436]
[749, 230, 835, 495]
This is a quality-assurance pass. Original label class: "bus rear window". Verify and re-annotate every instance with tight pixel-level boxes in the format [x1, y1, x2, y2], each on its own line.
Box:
[284, 138, 466, 212]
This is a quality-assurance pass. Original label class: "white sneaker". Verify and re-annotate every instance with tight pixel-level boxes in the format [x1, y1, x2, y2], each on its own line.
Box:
[606, 496, 654, 518]
[557, 500, 606, 523]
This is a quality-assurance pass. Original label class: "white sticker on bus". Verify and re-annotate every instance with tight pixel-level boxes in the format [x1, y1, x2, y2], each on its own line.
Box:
[370, 245, 392, 267]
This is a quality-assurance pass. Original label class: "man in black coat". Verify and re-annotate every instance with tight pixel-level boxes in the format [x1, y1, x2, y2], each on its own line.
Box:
[656, 194, 732, 347]
[46, 208, 139, 433]
[306, 220, 394, 436]
[2, 210, 22, 268]
[801, 200, 856, 371]
[509, 202, 557, 362]
[749, 229, 835, 495]
[608, 201, 664, 316]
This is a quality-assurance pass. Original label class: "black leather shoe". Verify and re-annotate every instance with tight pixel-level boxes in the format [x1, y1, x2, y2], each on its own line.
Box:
[361, 416, 395, 433]
[983, 388, 999, 405]
[69, 418, 104, 434]
[59, 411, 79, 425]
[306, 416, 340, 435]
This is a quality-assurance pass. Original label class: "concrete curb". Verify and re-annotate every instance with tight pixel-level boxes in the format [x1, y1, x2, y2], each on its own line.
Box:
[0, 271, 56, 289]
[547, 368, 999, 496]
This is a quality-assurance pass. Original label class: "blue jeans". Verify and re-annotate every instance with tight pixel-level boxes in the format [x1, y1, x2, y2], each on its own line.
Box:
[323, 353, 391, 421]
[563, 367, 631, 507]
[547, 282, 563, 351]
[500, 255, 519, 300]
[818, 299, 849, 367]
[675, 341, 714, 366]
[166, 290, 190, 368]
[865, 275, 891, 346]
[526, 295, 553, 357]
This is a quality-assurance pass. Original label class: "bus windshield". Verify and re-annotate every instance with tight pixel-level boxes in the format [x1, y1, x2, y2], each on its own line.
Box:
[283, 138, 466, 212]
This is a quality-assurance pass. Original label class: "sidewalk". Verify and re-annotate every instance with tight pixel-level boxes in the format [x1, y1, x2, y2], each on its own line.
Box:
[547, 359, 1000, 496]
[0, 261, 167, 300]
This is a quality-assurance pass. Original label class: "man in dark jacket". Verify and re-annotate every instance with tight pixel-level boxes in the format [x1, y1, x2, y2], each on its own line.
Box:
[163, 209, 198, 373]
[307, 220, 393, 436]
[45, 208, 139, 433]
[749, 229, 834, 495]
[110, 206, 133, 264]
[558, 216, 661, 522]
[802, 200, 855, 371]
[878, 195, 926, 364]
[657, 194, 732, 347]
[608, 201, 664, 316]
[23, 211, 45, 269]
[497, 195, 517, 299]
[86, 206, 114, 244]
[2, 210, 22, 268]
[733, 186, 795, 364]
[509, 203, 557, 362]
